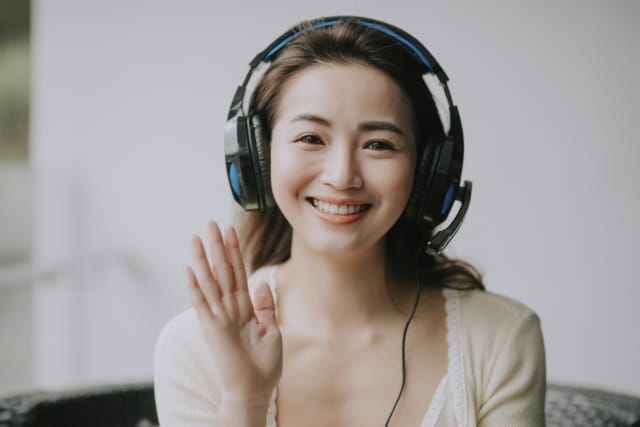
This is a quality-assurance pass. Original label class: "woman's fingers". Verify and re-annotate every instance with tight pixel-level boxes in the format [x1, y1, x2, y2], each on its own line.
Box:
[225, 225, 249, 294]
[224, 225, 254, 316]
[190, 235, 222, 308]
[188, 221, 254, 326]
[253, 281, 277, 329]
[186, 224, 283, 399]
[184, 265, 218, 322]
[207, 221, 236, 295]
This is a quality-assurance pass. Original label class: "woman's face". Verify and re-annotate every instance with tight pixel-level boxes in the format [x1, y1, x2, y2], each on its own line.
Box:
[270, 62, 417, 257]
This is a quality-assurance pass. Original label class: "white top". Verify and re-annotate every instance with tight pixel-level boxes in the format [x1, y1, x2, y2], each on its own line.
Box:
[154, 265, 546, 426]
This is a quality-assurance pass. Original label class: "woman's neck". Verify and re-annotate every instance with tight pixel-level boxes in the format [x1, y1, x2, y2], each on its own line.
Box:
[274, 234, 410, 343]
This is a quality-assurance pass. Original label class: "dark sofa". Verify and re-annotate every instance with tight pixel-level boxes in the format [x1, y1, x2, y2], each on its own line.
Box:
[1, 382, 639, 426]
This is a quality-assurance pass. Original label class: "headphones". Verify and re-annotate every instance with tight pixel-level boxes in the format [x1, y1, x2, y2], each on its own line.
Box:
[224, 16, 472, 254]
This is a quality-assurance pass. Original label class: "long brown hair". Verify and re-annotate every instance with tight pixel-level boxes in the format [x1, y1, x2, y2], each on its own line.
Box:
[237, 18, 483, 291]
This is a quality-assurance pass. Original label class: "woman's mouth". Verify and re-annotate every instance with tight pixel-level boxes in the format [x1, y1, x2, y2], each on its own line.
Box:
[306, 197, 372, 224]
[310, 198, 371, 214]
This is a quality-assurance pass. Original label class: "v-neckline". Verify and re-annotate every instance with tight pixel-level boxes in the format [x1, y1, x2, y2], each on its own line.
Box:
[262, 264, 453, 427]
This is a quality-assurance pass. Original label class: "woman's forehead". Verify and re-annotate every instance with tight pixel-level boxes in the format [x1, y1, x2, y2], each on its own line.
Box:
[273, 62, 414, 129]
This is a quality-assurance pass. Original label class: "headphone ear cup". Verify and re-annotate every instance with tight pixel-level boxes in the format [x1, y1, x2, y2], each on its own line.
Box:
[250, 115, 274, 208]
[225, 114, 260, 210]
[407, 133, 463, 231]
[406, 134, 440, 227]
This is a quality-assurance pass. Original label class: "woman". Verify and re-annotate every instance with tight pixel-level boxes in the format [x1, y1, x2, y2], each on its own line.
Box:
[154, 16, 546, 426]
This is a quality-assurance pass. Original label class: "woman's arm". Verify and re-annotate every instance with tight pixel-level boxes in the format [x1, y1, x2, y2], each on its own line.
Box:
[153, 308, 274, 427]
[477, 310, 546, 426]
[153, 309, 222, 426]
[218, 397, 271, 427]
[153, 221, 282, 426]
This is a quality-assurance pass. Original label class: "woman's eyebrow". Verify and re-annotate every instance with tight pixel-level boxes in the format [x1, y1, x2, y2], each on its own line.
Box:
[290, 113, 331, 126]
[358, 121, 405, 136]
[290, 114, 405, 137]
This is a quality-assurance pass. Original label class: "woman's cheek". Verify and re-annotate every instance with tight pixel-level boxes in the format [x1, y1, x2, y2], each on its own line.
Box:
[373, 158, 415, 208]
[270, 144, 311, 205]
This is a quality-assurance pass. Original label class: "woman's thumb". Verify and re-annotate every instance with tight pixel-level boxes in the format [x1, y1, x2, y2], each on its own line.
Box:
[253, 281, 276, 325]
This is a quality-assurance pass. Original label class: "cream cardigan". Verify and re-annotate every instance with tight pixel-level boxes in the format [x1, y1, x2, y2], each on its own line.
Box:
[154, 266, 546, 426]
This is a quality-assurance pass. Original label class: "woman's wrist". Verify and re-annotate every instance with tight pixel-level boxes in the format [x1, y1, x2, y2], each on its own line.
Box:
[219, 392, 272, 427]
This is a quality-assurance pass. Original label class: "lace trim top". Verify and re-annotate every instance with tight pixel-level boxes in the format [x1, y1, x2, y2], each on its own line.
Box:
[444, 288, 466, 425]
[153, 264, 546, 427]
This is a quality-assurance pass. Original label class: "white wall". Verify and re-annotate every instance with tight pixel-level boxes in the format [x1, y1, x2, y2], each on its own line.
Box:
[26, 0, 639, 396]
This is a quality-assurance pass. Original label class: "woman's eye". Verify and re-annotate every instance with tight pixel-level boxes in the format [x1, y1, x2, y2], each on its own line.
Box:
[365, 140, 395, 151]
[295, 134, 323, 145]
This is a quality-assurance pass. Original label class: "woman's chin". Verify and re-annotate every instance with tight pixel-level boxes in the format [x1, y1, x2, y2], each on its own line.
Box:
[293, 231, 384, 262]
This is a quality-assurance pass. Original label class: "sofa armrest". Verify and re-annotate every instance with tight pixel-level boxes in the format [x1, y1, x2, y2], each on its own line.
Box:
[546, 383, 640, 427]
[0, 382, 157, 427]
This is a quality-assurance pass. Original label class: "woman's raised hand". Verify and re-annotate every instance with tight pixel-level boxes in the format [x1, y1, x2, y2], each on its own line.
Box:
[185, 220, 283, 407]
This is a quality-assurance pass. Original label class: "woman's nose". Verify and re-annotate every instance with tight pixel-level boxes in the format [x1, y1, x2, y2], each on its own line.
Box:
[320, 144, 363, 190]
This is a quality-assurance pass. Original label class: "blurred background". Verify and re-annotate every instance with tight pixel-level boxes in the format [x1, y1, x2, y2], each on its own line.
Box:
[1, 0, 638, 398]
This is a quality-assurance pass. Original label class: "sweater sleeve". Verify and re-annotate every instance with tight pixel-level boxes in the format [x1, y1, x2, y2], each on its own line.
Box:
[153, 309, 222, 427]
[477, 310, 546, 426]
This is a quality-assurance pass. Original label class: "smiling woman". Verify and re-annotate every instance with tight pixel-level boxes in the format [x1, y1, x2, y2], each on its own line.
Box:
[154, 16, 546, 427]
[269, 62, 416, 254]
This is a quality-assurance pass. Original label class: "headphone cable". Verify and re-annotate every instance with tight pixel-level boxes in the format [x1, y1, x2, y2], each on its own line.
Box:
[384, 237, 429, 427]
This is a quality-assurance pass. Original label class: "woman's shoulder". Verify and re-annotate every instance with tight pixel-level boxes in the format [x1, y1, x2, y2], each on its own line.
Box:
[154, 306, 210, 375]
[154, 306, 222, 405]
[450, 287, 540, 331]
[154, 306, 225, 423]
[155, 306, 199, 349]
[447, 287, 545, 379]
[447, 288, 544, 368]
[446, 289, 546, 423]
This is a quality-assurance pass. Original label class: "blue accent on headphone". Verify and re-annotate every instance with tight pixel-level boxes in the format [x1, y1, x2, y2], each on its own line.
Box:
[441, 183, 455, 215]
[354, 20, 434, 71]
[229, 163, 241, 196]
[264, 18, 433, 73]
[265, 19, 343, 60]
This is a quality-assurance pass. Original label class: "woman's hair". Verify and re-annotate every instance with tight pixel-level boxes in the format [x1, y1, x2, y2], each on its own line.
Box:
[237, 18, 484, 292]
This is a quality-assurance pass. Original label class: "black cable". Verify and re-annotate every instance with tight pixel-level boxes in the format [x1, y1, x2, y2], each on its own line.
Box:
[384, 237, 429, 427]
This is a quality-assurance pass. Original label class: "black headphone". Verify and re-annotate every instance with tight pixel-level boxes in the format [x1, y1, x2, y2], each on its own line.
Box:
[224, 16, 472, 254]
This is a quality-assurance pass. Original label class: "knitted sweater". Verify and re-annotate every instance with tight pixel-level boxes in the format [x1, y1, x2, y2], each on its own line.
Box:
[154, 265, 546, 426]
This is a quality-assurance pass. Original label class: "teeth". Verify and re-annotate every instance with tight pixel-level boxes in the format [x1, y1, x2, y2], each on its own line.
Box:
[311, 199, 370, 215]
